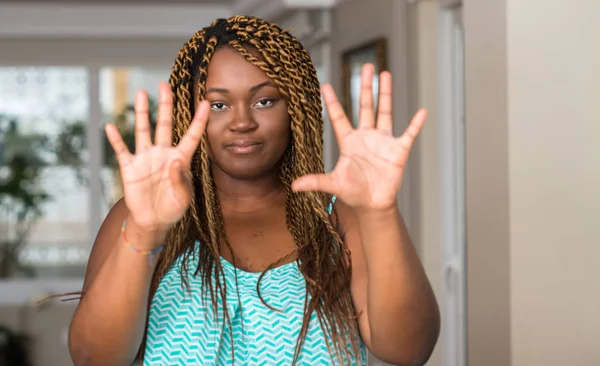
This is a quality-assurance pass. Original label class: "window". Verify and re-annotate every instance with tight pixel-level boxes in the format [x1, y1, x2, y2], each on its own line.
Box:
[0, 67, 90, 278]
[0, 66, 170, 281]
[99, 67, 169, 216]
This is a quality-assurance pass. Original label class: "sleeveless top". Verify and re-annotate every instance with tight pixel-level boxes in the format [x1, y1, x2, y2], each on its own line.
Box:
[143, 196, 367, 365]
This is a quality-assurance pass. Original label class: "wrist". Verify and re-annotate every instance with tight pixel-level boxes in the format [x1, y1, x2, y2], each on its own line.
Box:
[354, 201, 400, 221]
[126, 214, 171, 234]
[123, 215, 168, 250]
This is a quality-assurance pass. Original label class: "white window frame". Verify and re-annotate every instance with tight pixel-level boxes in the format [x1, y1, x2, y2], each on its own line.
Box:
[439, 1, 467, 365]
[0, 47, 180, 306]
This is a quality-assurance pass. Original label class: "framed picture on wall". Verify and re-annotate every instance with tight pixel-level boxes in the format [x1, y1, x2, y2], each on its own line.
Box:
[341, 38, 387, 127]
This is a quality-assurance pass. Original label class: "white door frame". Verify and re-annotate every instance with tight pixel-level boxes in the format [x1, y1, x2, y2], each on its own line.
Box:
[438, 1, 467, 365]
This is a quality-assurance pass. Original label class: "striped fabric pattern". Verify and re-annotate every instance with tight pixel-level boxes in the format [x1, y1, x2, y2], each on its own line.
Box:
[143, 196, 367, 365]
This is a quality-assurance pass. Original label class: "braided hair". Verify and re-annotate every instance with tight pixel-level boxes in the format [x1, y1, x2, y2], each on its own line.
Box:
[140, 15, 361, 364]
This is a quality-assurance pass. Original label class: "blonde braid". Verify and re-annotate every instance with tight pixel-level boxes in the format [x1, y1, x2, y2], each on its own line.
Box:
[137, 15, 362, 365]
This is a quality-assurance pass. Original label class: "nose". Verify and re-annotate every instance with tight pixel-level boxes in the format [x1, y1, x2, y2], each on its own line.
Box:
[228, 105, 258, 133]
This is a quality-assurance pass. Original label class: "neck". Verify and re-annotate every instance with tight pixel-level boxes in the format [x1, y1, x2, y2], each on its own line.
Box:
[211, 166, 286, 213]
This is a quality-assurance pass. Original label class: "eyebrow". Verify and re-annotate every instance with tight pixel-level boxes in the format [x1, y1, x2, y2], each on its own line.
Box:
[206, 80, 277, 95]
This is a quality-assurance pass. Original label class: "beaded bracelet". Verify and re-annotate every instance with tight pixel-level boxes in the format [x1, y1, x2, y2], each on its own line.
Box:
[121, 220, 163, 264]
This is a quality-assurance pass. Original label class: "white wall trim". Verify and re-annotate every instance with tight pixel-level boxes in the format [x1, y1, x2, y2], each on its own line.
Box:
[0, 4, 231, 38]
[439, 4, 467, 366]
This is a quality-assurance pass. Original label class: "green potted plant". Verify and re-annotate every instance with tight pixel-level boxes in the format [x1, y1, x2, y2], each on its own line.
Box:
[55, 98, 158, 207]
[0, 99, 158, 278]
[0, 114, 51, 278]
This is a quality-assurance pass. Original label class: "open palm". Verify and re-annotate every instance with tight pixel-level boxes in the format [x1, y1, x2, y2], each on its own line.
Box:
[105, 82, 209, 234]
[292, 64, 427, 211]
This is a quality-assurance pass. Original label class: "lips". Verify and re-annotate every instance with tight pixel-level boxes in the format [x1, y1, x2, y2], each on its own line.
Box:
[227, 139, 262, 148]
[225, 139, 263, 155]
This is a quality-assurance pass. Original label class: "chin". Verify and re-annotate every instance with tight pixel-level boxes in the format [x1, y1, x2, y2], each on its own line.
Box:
[216, 160, 281, 181]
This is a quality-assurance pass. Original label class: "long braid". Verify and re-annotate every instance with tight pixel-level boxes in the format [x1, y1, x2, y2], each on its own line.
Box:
[228, 37, 344, 362]
[138, 15, 361, 365]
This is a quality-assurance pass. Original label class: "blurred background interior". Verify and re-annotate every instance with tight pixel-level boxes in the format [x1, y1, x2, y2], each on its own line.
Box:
[0, 0, 598, 365]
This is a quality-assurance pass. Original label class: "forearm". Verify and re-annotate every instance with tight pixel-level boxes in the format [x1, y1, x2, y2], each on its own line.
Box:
[356, 205, 440, 364]
[69, 219, 165, 366]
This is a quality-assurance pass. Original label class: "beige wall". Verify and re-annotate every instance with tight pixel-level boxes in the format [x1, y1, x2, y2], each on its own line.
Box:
[406, 1, 443, 365]
[507, 0, 600, 365]
[464, 0, 600, 365]
[463, 0, 512, 365]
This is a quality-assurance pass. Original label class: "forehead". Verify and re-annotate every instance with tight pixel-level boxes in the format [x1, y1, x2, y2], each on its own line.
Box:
[206, 46, 270, 87]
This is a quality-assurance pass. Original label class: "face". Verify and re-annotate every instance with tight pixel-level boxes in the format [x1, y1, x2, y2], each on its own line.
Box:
[196, 46, 291, 181]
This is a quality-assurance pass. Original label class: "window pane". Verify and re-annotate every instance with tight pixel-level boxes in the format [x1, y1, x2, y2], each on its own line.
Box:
[0, 67, 90, 278]
[99, 67, 170, 216]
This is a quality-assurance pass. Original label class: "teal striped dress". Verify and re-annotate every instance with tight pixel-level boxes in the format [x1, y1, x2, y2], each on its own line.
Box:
[143, 197, 367, 365]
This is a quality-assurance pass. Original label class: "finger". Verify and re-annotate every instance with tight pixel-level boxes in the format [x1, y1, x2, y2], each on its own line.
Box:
[154, 82, 174, 147]
[168, 159, 192, 208]
[105, 123, 133, 166]
[397, 109, 428, 151]
[177, 100, 210, 163]
[377, 71, 393, 134]
[291, 173, 339, 195]
[358, 64, 376, 129]
[322, 83, 353, 143]
[134, 90, 153, 153]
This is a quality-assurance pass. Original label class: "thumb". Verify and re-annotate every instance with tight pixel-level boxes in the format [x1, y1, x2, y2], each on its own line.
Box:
[292, 173, 338, 195]
[168, 159, 192, 204]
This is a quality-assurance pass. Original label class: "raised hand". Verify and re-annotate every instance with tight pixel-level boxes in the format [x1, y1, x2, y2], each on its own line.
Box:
[105, 82, 209, 235]
[291, 64, 427, 211]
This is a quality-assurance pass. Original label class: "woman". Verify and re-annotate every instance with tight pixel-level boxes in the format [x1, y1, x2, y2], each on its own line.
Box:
[68, 16, 440, 365]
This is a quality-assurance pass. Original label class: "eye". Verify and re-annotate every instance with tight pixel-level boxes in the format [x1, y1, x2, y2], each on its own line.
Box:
[254, 99, 276, 108]
[210, 102, 229, 111]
